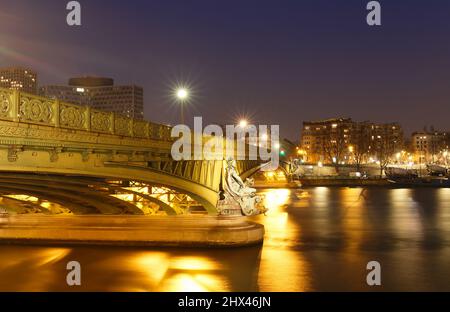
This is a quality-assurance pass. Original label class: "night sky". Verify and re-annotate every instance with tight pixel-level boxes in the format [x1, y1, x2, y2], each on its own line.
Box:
[1, 0, 450, 140]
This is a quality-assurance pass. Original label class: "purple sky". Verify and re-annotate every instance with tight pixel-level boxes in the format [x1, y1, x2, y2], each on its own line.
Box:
[1, 0, 449, 140]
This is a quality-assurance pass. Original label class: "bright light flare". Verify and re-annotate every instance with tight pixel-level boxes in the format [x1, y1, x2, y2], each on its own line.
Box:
[239, 119, 248, 128]
[176, 88, 188, 100]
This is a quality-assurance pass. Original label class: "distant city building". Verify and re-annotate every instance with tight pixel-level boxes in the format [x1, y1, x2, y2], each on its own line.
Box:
[40, 76, 144, 119]
[300, 118, 403, 164]
[0, 67, 37, 94]
[411, 131, 449, 163]
[300, 118, 353, 164]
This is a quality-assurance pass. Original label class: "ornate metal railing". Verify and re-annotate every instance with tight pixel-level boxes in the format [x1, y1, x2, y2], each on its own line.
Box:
[0, 87, 172, 141]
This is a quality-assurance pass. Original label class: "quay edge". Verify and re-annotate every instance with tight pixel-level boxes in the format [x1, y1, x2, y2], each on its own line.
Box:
[0, 214, 264, 248]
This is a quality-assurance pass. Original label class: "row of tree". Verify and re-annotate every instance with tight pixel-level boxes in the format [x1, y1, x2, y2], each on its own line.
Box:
[323, 123, 398, 176]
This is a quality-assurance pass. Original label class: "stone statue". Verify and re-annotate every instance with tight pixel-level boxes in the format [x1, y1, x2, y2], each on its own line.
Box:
[218, 157, 267, 216]
[289, 159, 299, 174]
[288, 158, 305, 178]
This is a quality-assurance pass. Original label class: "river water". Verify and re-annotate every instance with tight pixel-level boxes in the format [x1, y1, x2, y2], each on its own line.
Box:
[0, 187, 449, 291]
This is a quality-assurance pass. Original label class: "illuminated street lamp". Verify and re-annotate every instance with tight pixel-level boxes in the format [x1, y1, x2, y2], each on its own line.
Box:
[239, 119, 248, 128]
[177, 88, 188, 100]
[175, 88, 189, 124]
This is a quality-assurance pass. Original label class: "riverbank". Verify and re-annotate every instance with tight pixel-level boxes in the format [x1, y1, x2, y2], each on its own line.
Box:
[298, 177, 390, 187]
[0, 214, 264, 247]
[253, 181, 301, 189]
[297, 176, 450, 188]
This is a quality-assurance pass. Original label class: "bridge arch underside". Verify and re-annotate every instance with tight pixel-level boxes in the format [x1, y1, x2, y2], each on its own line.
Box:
[0, 171, 215, 216]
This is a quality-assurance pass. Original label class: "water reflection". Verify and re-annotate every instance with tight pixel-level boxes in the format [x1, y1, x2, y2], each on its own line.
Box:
[0, 247, 71, 291]
[389, 189, 423, 238]
[0, 187, 449, 291]
[253, 189, 313, 291]
[340, 187, 365, 251]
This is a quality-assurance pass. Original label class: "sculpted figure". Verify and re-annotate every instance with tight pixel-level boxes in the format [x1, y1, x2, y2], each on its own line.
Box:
[222, 157, 267, 216]
[288, 158, 306, 178]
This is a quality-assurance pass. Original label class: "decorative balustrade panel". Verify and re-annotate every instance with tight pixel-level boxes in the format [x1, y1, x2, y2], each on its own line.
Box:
[0, 87, 171, 141]
[133, 120, 148, 138]
[148, 123, 171, 141]
[91, 109, 112, 133]
[59, 102, 87, 130]
[0, 89, 13, 120]
[148, 123, 157, 139]
[115, 114, 132, 136]
[19, 94, 54, 125]
[161, 125, 171, 141]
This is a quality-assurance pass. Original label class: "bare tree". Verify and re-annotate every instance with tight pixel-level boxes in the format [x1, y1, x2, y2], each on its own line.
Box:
[350, 123, 371, 172]
[323, 125, 347, 173]
[374, 131, 396, 177]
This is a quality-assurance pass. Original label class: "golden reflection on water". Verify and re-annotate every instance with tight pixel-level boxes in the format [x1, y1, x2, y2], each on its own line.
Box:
[102, 252, 228, 292]
[129, 251, 169, 290]
[313, 187, 330, 208]
[264, 189, 290, 209]
[438, 188, 450, 201]
[254, 188, 313, 291]
[157, 271, 228, 292]
[340, 188, 365, 251]
[0, 247, 70, 291]
[389, 189, 422, 236]
[156, 256, 228, 292]
[261, 189, 290, 234]
[1, 187, 449, 291]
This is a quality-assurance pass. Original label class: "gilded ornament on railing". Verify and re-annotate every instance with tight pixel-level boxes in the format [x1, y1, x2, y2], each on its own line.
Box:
[0, 88, 173, 141]
[91, 110, 111, 133]
[19, 96, 53, 124]
[163, 126, 171, 141]
[133, 120, 148, 137]
[115, 115, 131, 136]
[148, 123, 155, 138]
[0, 90, 11, 118]
[59, 103, 85, 129]
[157, 125, 164, 138]
[156, 125, 171, 141]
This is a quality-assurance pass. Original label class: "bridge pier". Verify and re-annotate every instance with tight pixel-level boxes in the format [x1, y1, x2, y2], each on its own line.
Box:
[0, 214, 264, 247]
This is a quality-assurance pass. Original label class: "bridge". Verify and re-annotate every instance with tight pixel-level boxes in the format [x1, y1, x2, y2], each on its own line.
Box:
[0, 87, 262, 216]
